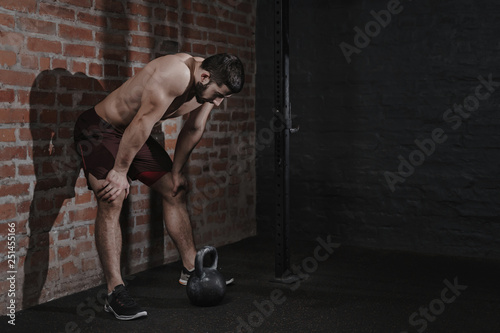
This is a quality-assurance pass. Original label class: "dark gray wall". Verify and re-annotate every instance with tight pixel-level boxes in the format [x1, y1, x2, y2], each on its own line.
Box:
[256, 0, 500, 258]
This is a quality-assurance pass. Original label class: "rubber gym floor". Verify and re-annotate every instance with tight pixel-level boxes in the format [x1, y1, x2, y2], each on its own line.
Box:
[2, 235, 500, 333]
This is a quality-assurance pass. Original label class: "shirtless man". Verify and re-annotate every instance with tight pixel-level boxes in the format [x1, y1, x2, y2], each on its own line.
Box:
[73, 53, 244, 320]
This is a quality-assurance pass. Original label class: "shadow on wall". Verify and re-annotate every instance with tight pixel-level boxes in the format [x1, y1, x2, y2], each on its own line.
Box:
[23, 69, 106, 308]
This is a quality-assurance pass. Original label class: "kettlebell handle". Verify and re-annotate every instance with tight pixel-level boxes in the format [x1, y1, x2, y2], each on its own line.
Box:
[195, 246, 219, 278]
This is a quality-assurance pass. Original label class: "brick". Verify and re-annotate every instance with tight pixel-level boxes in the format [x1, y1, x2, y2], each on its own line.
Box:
[0, 89, 15, 103]
[0, 164, 15, 178]
[82, 258, 97, 271]
[192, 2, 208, 12]
[104, 64, 119, 77]
[209, 32, 228, 44]
[18, 163, 34, 176]
[228, 35, 246, 46]
[236, 1, 253, 13]
[128, 51, 150, 64]
[0, 183, 30, 197]
[52, 58, 67, 69]
[0, 13, 15, 28]
[17, 128, 34, 141]
[0, 128, 16, 142]
[76, 240, 92, 253]
[27, 38, 62, 54]
[39, 57, 51, 71]
[197, 16, 217, 29]
[36, 196, 53, 211]
[192, 43, 207, 55]
[154, 24, 178, 38]
[139, 22, 152, 33]
[0, 108, 29, 124]
[0, 203, 16, 220]
[39, 109, 57, 123]
[0, 31, 24, 48]
[182, 13, 194, 25]
[64, 44, 96, 58]
[95, 0, 125, 13]
[155, 8, 167, 20]
[88, 224, 95, 236]
[62, 261, 78, 277]
[95, 32, 126, 46]
[39, 3, 75, 20]
[58, 230, 70, 241]
[72, 61, 87, 74]
[77, 12, 106, 27]
[160, 0, 178, 7]
[58, 246, 71, 260]
[30, 91, 55, 106]
[73, 225, 88, 239]
[128, 2, 152, 16]
[109, 17, 129, 31]
[89, 63, 103, 76]
[0, 50, 16, 67]
[131, 199, 149, 211]
[219, 21, 237, 33]
[130, 35, 154, 48]
[181, 0, 191, 10]
[60, 0, 91, 7]
[182, 27, 203, 40]
[59, 25, 93, 41]
[18, 17, 57, 35]
[0, 66, 33, 87]
[99, 48, 126, 62]
[69, 206, 96, 222]
[75, 192, 92, 205]
[197, 138, 214, 148]
[59, 75, 94, 91]
[20, 54, 38, 70]
[2, 0, 37, 13]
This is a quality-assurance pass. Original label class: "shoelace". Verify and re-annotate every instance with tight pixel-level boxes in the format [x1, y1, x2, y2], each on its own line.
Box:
[113, 287, 137, 307]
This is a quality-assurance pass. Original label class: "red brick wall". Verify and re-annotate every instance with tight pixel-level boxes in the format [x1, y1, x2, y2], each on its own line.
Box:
[0, 0, 256, 313]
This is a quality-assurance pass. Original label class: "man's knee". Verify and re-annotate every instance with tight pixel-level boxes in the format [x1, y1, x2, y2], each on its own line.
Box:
[163, 188, 187, 206]
[96, 190, 126, 209]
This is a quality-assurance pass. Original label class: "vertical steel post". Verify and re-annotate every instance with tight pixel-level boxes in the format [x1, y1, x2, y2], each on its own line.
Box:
[274, 0, 296, 283]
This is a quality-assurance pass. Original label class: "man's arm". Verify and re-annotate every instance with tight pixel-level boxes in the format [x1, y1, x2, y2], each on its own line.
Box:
[170, 102, 214, 196]
[98, 68, 189, 202]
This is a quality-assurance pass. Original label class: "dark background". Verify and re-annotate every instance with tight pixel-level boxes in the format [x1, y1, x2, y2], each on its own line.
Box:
[256, 0, 500, 258]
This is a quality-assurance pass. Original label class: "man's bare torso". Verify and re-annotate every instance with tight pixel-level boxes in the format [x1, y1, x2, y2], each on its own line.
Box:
[95, 53, 203, 130]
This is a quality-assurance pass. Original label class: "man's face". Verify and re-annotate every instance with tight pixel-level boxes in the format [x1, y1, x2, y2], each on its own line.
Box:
[195, 81, 232, 106]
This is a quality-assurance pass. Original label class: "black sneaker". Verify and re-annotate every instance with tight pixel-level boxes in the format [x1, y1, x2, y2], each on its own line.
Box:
[179, 267, 234, 285]
[104, 284, 147, 320]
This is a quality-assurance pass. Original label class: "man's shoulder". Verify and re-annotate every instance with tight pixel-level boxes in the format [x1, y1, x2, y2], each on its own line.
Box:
[155, 53, 203, 66]
[146, 54, 194, 95]
[151, 54, 193, 78]
[169, 52, 204, 62]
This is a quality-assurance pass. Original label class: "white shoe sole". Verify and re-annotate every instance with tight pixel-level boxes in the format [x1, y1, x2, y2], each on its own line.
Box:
[104, 304, 148, 320]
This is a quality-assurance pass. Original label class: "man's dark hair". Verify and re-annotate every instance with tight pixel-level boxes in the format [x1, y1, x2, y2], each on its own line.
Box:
[201, 53, 245, 94]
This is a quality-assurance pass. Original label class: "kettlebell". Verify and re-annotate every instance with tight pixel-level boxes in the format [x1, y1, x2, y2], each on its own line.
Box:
[186, 246, 226, 307]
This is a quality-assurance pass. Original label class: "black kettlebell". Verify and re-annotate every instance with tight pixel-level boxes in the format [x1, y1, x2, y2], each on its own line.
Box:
[186, 246, 226, 307]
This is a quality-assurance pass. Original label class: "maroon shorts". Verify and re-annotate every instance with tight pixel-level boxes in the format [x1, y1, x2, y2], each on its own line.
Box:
[74, 108, 172, 188]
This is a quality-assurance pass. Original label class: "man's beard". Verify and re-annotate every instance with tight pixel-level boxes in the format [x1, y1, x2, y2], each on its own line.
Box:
[195, 81, 209, 104]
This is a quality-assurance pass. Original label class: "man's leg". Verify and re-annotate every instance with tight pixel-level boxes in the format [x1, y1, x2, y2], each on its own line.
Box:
[150, 173, 197, 271]
[88, 173, 147, 320]
[88, 173, 126, 292]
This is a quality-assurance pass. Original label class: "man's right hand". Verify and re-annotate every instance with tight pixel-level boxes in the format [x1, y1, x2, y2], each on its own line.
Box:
[171, 172, 187, 197]
[97, 169, 130, 202]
